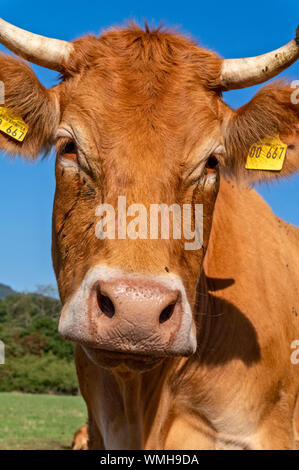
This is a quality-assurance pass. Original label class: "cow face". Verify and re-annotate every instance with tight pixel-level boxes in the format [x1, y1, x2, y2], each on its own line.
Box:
[0, 22, 299, 368]
[53, 34, 223, 364]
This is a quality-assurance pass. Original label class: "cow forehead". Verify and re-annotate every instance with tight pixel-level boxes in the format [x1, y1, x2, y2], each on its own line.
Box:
[58, 27, 223, 162]
[64, 25, 222, 94]
[58, 73, 222, 181]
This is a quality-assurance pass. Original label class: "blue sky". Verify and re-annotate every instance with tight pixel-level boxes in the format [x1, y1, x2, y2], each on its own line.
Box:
[0, 0, 298, 292]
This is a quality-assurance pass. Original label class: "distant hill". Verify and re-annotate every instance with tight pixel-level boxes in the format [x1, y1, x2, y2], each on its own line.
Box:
[0, 283, 16, 299]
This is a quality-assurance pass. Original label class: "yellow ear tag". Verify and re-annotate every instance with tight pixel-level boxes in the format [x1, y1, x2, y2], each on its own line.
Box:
[245, 135, 287, 171]
[0, 107, 29, 142]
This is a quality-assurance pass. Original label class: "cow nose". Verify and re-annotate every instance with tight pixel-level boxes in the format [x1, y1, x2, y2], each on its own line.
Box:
[59, 268, 197, 357]
[96, 282, 177, 324]
[87, 278, 183, 352]
[95, 280, 179, 324]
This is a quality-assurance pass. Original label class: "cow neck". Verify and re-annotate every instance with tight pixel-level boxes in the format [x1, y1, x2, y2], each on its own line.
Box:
[110, 355, 175, 448]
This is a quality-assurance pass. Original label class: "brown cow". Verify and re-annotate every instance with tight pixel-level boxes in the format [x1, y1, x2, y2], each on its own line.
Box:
[0, 18, 299, 449]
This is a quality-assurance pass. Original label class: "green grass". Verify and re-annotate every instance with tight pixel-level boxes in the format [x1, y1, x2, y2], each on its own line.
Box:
[0, 392, 87, 450]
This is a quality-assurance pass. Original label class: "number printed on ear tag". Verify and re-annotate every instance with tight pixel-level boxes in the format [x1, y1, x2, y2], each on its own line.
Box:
[245, 135, 287, 171]
[0, 107, 29, 142]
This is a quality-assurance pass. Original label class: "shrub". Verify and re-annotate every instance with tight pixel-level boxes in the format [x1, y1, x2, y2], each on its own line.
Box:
[0, 353, 78, 395]
[0, 292, 78, 394]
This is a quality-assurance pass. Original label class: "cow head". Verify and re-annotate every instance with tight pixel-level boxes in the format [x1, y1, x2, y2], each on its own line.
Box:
[0, 19, 299, 368]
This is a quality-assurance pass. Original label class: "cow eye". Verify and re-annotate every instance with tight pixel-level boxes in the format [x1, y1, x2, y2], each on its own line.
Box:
[62, 140, 77, 158]
[205, 155, 219, 171]
[58, 139, 80, 167]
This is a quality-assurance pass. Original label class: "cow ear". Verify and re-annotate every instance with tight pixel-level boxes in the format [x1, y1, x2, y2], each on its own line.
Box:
[0, 54, 59, 159]
[222, 82, 299, 183]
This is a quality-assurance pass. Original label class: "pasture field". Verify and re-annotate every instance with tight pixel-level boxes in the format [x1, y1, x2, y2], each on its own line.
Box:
[0, 392, 87, 450]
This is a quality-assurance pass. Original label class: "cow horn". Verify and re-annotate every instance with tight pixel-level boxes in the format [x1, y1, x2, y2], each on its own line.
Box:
[220, 27, 299, 90]
[0, 17, 74, 72]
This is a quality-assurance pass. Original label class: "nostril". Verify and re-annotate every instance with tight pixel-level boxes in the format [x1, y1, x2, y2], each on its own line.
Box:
[159, 303, 175, 324]
[97, 289, 115, 318]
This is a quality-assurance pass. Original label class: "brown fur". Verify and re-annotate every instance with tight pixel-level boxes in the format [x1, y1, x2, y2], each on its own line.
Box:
[1, 23, 299, 449]
[0, 55, 58, 157]
[224, 82, 299, 182]
[75, 180, 299, 450]
[72, 424, 88, 450]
